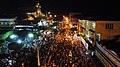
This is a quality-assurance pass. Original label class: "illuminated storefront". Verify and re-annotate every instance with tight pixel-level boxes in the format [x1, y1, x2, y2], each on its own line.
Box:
[0, 18, 16, 27]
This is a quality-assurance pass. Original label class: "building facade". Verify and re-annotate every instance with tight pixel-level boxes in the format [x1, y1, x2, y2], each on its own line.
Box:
[0, 18, 16, 27]
[96, 21, 120, 40]
[78, 20, 120, 48]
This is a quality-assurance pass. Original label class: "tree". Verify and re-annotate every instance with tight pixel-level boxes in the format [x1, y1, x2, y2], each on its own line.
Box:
[8, 42, 22, 51]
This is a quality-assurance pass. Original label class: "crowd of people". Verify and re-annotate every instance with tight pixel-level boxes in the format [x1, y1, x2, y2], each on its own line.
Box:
[0, 47, 38, 67]
[39, 30, 94, 67]
[0, 29, 95, 67]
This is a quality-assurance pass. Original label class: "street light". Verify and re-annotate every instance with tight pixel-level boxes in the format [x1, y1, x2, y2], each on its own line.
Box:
[10, 34, 17, 39]
[17, 39, 22, 44]
[48, 12, 51, 14]
[54, 15, 57, 17]
[28, 33, 34, 38]
[49, 15, 52, 18]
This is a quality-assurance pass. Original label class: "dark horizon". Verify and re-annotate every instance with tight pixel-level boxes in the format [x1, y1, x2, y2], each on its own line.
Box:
[0, 0, 120, 18]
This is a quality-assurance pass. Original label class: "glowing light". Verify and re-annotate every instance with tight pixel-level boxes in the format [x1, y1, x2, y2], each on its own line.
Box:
[38, 21, 42, 26]
[91, 51, 94, 56]
[69, 50, 72, 57]
[49, 15, 52, 17]
[36, 5, 38, 8]
[28, 33, 34, 38]
[53, 26, 56, 29]
[92, 23, 96, 28]
[0, 18, 16, 22]
[37, 50, 40, 66]
[37, 10, 40, 13]
[37, 3, 40, 5]
[70, 24, 73, 28]
[47, 31, 51, 34]
[65, 17, 68, 20]
[54, 15, 56, 17]
[48, 12, 51, 14]
[10, 34, 17, 39]
[43, 21, 47, 26]
[15, 25, 33, 28]
[28, 16, 34, 20]
[17, 39, 22, 44]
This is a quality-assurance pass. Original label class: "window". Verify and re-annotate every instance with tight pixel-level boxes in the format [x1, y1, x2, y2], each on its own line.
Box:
[0, 22, 3, 25]
[105, 23, 114, 29]
[110, 24, 113, 29]
[105, 23, 108, 29]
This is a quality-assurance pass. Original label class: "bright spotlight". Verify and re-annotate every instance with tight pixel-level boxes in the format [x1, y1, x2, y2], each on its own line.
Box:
[28, 33, 34, 38]
[53, 26, 56, 29]
[10, 34, 17, 39]
[17, 39, 22, 44]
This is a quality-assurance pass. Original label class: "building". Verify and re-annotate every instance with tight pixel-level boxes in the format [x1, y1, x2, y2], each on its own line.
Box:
[0, 18, 17, 27]
[78, 19, 120, 48]
[96, 21, 120, 40]
[78, 20, 95, 49]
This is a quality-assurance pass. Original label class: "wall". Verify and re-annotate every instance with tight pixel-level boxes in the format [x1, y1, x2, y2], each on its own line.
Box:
[96, 21, 120, 40]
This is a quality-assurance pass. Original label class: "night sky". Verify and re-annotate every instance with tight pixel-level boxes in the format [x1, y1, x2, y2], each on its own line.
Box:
[0, 0, 120, 17]
[40, 0, 120, 16]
